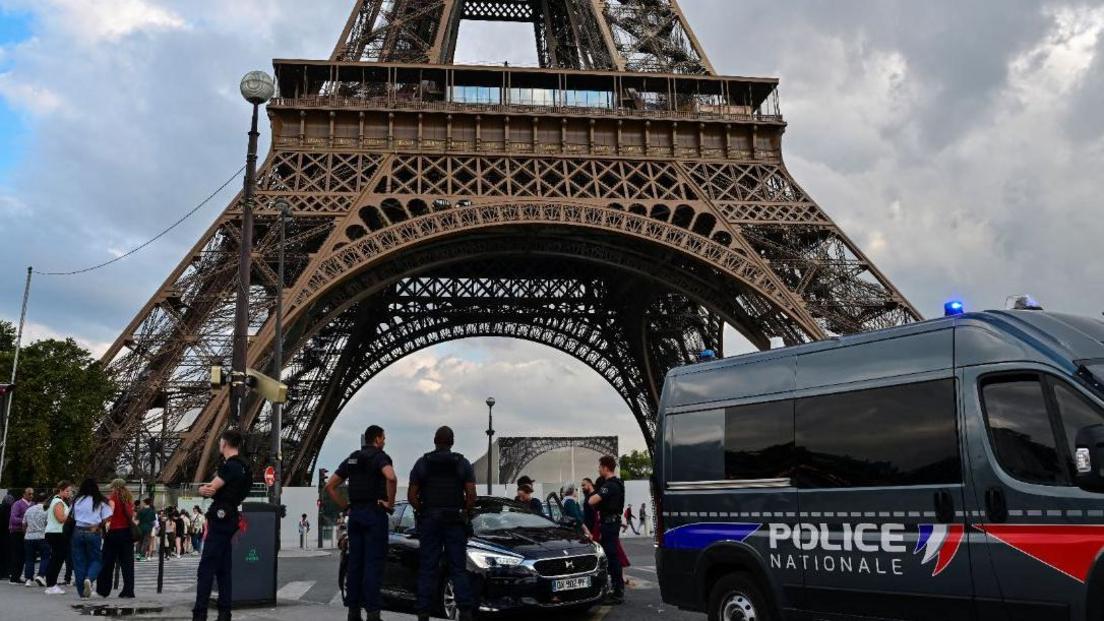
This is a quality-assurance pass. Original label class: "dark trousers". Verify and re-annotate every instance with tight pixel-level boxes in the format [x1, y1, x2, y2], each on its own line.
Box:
[23, 538, 50, 580]
[97, 530, 135, 597]
[7, 531, 25, 582]
[599, 522, 624, 595]
[346, 507, 388, 613]
[416, 513, 474, 614]
[45, 533, 68, 586]
[194, 518, 238, 615]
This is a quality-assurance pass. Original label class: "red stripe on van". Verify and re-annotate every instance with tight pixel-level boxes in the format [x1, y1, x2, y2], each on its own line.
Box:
[974, 524, 1104, 583]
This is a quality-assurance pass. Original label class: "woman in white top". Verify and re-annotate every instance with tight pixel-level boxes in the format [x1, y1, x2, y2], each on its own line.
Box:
[43, 480, 72, 594]
[70, 478, 114, 599]
[21, 494, 50, 586]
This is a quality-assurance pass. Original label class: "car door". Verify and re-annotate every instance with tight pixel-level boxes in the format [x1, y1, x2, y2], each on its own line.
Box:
[386, 504, 420, 599]
[962, 364, 1104, 621]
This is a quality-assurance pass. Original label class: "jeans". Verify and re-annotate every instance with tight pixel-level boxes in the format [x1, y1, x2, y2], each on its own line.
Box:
[416, 512, 474, 614]
[45, 533, 68, 586]
[346, 507, 389, 613]
[23, 538, 50, 580]
[71, 529, 104, 597]
[7, 531, 25, 582]
[599, 522, 624, 594]
[193, 517, 238, 615]
[192, 533, 202, 554]
[96, 529, 135, 597]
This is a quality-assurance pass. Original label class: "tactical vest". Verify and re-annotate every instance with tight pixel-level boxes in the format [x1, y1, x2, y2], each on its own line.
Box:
[598, 476, 625, 517]
[420, 451, 465, 511]
[347, 447, 386, 506]
[213, 455, 252, 510]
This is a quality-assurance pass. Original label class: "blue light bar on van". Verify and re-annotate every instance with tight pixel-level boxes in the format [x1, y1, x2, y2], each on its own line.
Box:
[944, 300, 965, 317]
[699, 349, 717, 362]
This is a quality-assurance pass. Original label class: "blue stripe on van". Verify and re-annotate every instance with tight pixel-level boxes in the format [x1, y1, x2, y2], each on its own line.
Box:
[662, 522, 762, 550]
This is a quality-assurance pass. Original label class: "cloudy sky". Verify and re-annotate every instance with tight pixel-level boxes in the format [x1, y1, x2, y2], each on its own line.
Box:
[1, 1, 1103, 481]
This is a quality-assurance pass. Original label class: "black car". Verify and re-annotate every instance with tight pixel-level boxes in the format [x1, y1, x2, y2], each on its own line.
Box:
[381, 497, 608, 617]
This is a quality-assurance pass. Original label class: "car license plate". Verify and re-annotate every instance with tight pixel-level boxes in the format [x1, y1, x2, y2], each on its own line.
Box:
[552, 576, 591, 592]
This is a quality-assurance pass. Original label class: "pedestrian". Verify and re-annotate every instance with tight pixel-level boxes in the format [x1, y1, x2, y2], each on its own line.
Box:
[162, 510, 176, 557]
[137, 499, 156, 561]
[7, 487, 33, 584]
[190, 506, 205, 555]
[43, 480, 72, 594]
[581, 478, 598, 533]
[175, 509, 187, 557]
[298, 514, 311, 549]
[588, 456, 626, 605]
[21, 493, 50, 586]
[639, 502, 648, 535]
[516, 484, 542, 515]
[623, 504, 639, 535]
[408, 426, 477, 621]
[0, 491, 12, 582]
[193, 429, 252, 621]
[96, 479, 136, 598]
[71, 478, 114, 599]
[325, 424, 397, 621]
[560, 483, 587, 530]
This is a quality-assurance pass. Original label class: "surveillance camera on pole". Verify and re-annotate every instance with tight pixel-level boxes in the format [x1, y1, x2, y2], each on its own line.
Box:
[210, 365, 287, 404]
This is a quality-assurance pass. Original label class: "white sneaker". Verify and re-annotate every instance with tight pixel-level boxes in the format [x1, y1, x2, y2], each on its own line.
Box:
[34, 576, 46, 587]
[24, 579, 34, 587]
[82, 578, 92, 598]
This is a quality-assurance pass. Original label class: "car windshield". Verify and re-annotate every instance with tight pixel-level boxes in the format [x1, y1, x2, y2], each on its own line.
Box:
[472, 503, 557, 533]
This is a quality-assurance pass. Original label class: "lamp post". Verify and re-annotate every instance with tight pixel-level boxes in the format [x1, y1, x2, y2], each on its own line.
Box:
[271, 197, 292, 507]
[485, 397, 496, 495]
[231, 71, 275, 423]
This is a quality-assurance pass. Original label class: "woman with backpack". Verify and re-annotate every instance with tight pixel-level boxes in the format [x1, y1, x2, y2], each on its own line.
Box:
[95, 479, 137, 598]
[70, 478, 114, 599]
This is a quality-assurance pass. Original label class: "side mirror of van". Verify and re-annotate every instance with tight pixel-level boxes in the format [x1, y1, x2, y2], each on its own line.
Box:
[1074, 424, 1104, 493]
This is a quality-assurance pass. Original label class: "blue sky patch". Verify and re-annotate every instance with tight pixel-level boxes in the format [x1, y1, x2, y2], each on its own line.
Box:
[0, 9, 33, 177]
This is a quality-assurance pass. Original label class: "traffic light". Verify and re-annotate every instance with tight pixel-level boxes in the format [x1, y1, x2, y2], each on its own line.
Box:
[0, 384, 13, 398]
[318, 468, 329, 486]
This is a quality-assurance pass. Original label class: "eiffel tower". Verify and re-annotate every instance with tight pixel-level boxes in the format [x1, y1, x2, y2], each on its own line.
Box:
[94, 0, 921, 484]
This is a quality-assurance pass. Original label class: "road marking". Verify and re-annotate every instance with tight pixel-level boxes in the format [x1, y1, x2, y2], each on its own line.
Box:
[277, 580, 315, 601]
[627, 577, 655, 590]
[329, 590, 346, 607]
[588, 604, 612, 621]
[627, 565, 656, 573]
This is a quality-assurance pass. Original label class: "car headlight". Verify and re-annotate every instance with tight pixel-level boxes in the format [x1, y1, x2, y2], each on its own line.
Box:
[467, 549, 524, 569]
[593, 541, 606, 559]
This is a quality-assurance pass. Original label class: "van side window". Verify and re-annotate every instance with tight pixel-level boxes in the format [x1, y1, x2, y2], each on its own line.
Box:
[725, 400, 794, 480]
[981, 376, 1066, 485]
[794, 379, 961, 488]
[1051, 381, 1104, 477]
[667, 410, 725, 481]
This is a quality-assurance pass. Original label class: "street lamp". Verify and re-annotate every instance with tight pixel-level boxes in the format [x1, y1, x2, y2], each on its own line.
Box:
[485, 397, 496, 495]
[270, 197, 292, 507]
[230, 71, 275, 423]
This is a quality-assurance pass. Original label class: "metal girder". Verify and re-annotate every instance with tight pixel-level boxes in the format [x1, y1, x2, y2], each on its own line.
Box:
[93, 1, 921, 484]
[497, 436, 618, 485]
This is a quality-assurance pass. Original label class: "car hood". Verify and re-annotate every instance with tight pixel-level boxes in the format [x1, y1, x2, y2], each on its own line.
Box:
[470, 527, 594, 559]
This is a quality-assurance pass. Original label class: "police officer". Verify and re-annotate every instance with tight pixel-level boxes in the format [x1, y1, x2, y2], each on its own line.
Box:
[588, 455, 625, 605]
[325, 425, 397, 621]
[408, 426, 477, 621]
[193, 429, 252, 621]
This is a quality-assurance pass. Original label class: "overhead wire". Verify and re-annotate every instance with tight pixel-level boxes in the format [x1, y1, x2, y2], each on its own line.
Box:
[33, 164, 246, 276]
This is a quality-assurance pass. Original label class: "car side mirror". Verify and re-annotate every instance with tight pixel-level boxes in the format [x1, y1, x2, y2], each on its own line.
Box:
[1074, 424, 1104, 493]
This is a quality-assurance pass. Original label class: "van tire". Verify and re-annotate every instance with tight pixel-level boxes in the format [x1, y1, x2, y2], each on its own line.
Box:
[707, 572, 773, 621]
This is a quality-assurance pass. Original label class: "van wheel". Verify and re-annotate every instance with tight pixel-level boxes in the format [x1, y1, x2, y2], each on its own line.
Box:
[707, 573, 773, 621]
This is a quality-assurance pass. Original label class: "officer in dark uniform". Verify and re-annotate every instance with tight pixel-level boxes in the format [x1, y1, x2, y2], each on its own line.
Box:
[408, 426, 477, 621]
[325, 425, 397, 621]
[588, 454, 625, 605]
[194, 429, 252, 621]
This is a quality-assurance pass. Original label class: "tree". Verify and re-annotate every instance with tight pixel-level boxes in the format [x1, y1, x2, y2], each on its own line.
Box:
[0, 323, 116, 487]
[619, 449, 652, 480]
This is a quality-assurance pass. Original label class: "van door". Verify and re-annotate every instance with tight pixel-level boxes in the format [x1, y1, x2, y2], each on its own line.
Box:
[794, 378, 975, 620]
[962, 364, 1104, 621]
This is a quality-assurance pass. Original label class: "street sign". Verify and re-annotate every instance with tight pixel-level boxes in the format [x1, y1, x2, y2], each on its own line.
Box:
[263, 466, 275, 487]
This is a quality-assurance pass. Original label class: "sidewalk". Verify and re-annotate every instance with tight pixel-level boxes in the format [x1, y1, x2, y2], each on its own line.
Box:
[0, 580, 417, 620]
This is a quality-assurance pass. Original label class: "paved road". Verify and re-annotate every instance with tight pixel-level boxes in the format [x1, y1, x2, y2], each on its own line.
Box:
[264, 538, 699, 621]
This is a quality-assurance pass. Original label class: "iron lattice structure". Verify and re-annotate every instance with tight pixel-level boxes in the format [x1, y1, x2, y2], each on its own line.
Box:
[95, 0, 921, 485]
[496, 436, 618, 485]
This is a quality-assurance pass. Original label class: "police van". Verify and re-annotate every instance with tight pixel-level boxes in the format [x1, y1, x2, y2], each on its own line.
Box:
[654, 307, 1104, 620]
